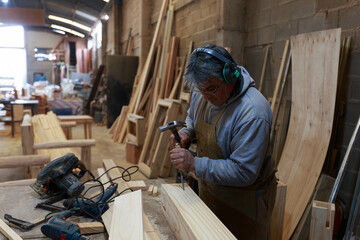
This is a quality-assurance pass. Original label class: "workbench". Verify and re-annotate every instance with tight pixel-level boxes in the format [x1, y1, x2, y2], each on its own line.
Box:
[0, 179, 175, 240]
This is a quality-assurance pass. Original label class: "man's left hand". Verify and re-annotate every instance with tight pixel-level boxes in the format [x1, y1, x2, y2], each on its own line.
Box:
[169, 148, 195, 172]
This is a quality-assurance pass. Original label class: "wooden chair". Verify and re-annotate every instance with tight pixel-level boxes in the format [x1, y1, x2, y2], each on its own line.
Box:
[21, 111, 95, 179]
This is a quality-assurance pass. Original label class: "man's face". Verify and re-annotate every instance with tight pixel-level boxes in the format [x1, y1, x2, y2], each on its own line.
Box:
[195, 77, 236, 106]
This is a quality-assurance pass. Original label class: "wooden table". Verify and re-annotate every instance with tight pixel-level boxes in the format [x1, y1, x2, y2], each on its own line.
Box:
[58, 115, 93, 139]
[0, 179, 175, 240]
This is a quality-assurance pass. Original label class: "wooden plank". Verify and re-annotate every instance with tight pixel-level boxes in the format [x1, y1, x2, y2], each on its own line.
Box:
[0, 178, 35, 187]
[309, 201, 335, 240]
[132, 0, 169, 114]
[161, 184, 236, 240]
[109, 190, 143, 240]
[0, 218, 23, 240]
[259, 45, 270, 93]
[143, 214, 160, 240]
[148, 185, 154, 195]
[0, 154, 50, 168]
[103, 159, 131, 194]
[270, 40, 289, 112]
[97, 168, 111, 189]
[276, 29, 341, 240]
[76, 222, 105, 235]
[101, 202, 113, 234]
[270, 181, 287, 240]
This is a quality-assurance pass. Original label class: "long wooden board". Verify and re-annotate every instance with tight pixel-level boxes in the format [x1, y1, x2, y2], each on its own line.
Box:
[276, 28, 341, 239]
[109, 190, 143, 240]
[0, 218, 22, 240]
[161, 184, 236, 240]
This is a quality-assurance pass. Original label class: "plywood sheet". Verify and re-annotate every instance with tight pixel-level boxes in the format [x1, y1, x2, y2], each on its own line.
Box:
[277, 28, 341, 239]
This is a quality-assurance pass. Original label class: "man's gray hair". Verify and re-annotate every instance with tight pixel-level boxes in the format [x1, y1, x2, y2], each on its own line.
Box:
[184, 44, 235, 90]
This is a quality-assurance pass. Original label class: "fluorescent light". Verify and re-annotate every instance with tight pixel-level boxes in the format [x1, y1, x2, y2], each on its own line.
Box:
[52, 29, 65, 35]
[51, 24, 85, 38]
[48, 15, 91, 32]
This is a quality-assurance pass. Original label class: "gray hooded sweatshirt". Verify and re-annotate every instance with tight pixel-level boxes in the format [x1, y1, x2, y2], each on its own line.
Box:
[181, 66, 273, 187]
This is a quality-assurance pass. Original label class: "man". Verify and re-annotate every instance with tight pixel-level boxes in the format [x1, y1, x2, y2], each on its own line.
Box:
[169, 44, 277, 239]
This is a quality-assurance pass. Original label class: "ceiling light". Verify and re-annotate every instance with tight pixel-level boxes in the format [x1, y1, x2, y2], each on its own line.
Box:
[51, 24, 85, 38]
[101, 14, 109, 21]
[2, 0, 8, 3]
[49, 15, 91, 32]
[52, 29, 65, 35]
[103, 0, 109, 2]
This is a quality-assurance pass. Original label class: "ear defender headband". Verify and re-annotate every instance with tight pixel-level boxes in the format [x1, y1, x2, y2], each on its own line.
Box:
[193, 47, 240, 84]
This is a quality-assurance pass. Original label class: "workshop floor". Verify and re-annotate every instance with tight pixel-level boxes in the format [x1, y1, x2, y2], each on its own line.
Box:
[0, 123, 148, 182]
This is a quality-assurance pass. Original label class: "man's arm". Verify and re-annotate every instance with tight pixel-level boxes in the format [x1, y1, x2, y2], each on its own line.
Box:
[194, 118, 270, 187]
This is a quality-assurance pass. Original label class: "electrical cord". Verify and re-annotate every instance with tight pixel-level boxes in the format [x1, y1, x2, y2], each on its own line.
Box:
[70, 165, 140, 222]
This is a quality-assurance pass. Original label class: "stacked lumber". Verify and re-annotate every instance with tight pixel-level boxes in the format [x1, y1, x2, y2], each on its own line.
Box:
[109, 0, 192, 178]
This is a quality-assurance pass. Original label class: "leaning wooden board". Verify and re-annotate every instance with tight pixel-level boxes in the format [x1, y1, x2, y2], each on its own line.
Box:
[277, 28, 341, 239]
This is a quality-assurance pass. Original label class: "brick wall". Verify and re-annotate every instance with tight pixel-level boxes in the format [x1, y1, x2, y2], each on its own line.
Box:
[245, 0, 360, 211]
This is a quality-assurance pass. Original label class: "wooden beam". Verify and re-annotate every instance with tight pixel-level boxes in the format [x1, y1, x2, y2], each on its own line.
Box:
[309, 201, 335, 240]
[0, 154, 50, 168]
[0, 7, 44, 26]
[270, 40, 289, 112]
[109, 190, 143, 240]
[33, 139, 96, 149]
[270, 181, 287, 240]
[76, 222, 105, 235]
[161, 184, 236, 239]
[0, 218, 23, 240]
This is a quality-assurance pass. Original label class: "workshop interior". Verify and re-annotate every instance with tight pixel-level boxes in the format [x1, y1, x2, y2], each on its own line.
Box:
[0, 0, 360, 239]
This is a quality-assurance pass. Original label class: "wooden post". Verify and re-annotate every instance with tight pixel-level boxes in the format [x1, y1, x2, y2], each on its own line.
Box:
[310, 201, 335, 240]
[21, 123, 35, 178]
[270, 181, 287, 240]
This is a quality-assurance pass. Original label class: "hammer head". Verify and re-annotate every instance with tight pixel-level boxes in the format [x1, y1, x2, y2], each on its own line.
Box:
[159, 121, 186, 132]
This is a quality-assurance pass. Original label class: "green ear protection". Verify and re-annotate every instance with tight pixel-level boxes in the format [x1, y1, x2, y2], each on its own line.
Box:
[193, 47, 240, 84]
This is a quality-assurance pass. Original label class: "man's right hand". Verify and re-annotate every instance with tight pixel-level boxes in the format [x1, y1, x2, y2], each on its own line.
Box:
[171, 131, 190, 148]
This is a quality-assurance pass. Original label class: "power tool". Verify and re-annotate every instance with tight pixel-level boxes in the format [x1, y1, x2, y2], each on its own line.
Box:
[41, 210, 89, 240]
[63, 183, 118, 218]
[31, 153, 87, 197]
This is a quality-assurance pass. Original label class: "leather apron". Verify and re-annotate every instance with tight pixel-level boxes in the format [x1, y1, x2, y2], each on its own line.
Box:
[194, 99, 277, 240]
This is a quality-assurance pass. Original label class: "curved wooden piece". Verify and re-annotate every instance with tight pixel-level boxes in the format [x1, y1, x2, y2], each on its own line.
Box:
[277, 28, 341, 240]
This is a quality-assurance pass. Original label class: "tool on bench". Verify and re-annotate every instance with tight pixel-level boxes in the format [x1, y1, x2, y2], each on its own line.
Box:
[4, 214, 50, 231]
[41, 210, 89, 240]
[160, 121, 187, 190]
[63, 183, 118, 218]
[31, 153, 87, 198]
[35, 193, 68, 212]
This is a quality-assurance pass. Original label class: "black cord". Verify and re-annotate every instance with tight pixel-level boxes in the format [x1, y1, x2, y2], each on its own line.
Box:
[67, 164, 139, 222]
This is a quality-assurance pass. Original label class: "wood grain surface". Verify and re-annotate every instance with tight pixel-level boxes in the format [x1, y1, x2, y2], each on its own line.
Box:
[277, 28, 341, 239]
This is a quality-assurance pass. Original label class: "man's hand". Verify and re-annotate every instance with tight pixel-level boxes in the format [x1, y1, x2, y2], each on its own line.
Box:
[169, 148, 195, 172]
[170, 131, 190, 148]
